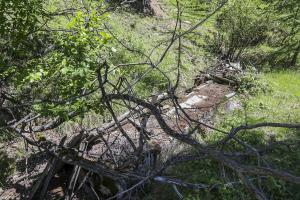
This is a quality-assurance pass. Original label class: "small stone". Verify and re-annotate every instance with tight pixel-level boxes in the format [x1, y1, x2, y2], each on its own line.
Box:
[225, 99, 242, 112]
[225, 92, 236, 99]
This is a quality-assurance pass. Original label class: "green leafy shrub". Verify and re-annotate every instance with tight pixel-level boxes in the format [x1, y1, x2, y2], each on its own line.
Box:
[202, 0, 300, 69]
[204, 0, 270, 63]
[237, 71, 271, 95]
[262, 0, 300, 69]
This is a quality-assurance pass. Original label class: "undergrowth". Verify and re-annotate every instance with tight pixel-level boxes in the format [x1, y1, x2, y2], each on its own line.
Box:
[0, 150, 15, 188]
[144, 70, 300, 200]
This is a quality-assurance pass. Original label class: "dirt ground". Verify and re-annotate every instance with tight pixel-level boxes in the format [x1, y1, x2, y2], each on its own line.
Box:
[0, 77, 234, 199]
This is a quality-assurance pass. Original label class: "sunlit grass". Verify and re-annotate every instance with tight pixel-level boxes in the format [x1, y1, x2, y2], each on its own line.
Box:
[148, 71, 300, 200]
[264, 70, 300, 97]
[247, 71, 300, 124]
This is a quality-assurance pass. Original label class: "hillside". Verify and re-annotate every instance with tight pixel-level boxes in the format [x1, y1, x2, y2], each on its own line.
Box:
[0, 0, 300, 199]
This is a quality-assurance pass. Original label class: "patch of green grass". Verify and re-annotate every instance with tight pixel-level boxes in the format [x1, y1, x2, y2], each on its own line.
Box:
[106, 6, 209, 93]
[202, 70, 300, 199]
[144, 71, 300, 200]
[216, 70, 300, 132]
[264, 71, 300, 97]
[246, 71, 300, 126]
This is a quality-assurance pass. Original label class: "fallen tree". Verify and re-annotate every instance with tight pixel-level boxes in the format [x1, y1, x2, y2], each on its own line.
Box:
[1, 0, 300, 199]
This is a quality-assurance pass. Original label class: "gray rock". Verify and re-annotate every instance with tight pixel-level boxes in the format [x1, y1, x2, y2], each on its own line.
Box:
[225, 99, 242, 112]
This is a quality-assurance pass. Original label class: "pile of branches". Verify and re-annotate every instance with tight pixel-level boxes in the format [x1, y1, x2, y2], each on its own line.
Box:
[2, 1, 300, 199]
[8, 61, 300, 199]
[193, 58, 243, 87]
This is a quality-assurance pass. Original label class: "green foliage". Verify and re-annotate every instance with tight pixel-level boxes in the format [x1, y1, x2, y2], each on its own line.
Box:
[212, 71, 300, 198]
[144, 154, 254, 200]
[216, 71, 300, 132]
[0, 0, 299, 198]
[204, 0, 270, 62]
[246, 71, 300, 125]
[6, 2, 112, 117]
[170, 0, 213, 19]
[0, 0, 46, 77]
[237, 71, 271, 95]
[263, 0, 300, 68]
[106, 12, 187, 95]
[167, 126, 300, 200]
[198, 0, 300, 68]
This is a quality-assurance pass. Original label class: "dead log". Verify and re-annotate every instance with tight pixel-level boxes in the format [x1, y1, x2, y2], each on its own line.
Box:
[29, 133, 83, 199]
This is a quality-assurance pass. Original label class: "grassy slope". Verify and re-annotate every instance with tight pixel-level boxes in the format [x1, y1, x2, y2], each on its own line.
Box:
[131, 2, 300, 198]
[143, 70, 300, 200]
[47, 2, 300, 198]
[36, 1, 300, 199]
[1, 0, 299, 197]
[105, 0, 215, 94]
[217, 71, 300, 132]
